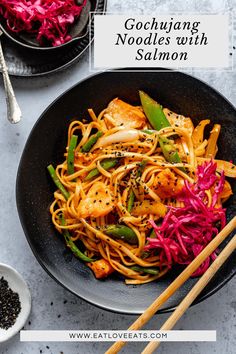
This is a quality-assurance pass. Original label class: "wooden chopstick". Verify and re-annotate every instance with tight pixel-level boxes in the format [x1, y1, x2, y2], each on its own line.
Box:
[105, 216, 236, 354]
[142, 233, 236, 354]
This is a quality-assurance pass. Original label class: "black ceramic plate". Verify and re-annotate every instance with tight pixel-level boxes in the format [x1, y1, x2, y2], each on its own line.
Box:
[0, 0, 106, 77]
[16, 69, 236, 314]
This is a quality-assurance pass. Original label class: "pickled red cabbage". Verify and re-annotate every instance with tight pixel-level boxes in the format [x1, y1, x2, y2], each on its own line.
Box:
[0, 0, 87, 47]
[146, 161, 226, 276]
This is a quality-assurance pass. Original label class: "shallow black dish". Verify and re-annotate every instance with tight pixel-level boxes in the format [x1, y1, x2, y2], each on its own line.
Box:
[0, 0, 106, 76]
[0, 0, 92, 50]
[16, 69, 236, 314]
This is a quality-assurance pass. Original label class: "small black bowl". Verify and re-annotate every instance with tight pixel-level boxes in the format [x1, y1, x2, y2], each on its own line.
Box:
[16, 69, 236, 314]
[0, 0, 98, 51]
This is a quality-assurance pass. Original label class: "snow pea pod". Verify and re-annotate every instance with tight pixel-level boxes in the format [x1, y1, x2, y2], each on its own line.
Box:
[159, 136, 182, 165]
[85, 158, 119, 181]
[127, 160, 148, 212]
[139, 91, 185, 170]
[81, 131, 103, 152]
[104, 224, 138, 245]
[130, 265, 159, 275]
[127, 189, 135, 213]
[47, 164, 70, 200]
[59, 214, 94, 262]
[139, 90, 171, 131]
[67, 134, 78, 175]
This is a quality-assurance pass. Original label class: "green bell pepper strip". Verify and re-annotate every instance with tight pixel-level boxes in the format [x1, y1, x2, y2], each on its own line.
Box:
[127, 160, 148, 212]
[47, 164, 70, 200]
[59, 214, 94, 262]
[139, 90, 171, 131]
[81, 131, 103, 153]
[67, 134, 78, 175]
[85, 158, 119, 181]
[130, 265, 159, 275]
[103, 224, 138, 245]
[139, 91, 185, 171]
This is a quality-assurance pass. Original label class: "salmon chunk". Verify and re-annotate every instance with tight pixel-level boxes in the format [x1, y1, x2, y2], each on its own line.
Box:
[132, 200, 167, 217]
[152, 168, 184, 199]
[105, 98, 146, 129]
[87, 259, 114, 279]
[163, 108, 194, 136]
[78, 182, 113, 218]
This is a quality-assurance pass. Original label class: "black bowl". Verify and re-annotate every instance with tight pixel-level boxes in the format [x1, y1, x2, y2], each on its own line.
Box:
[16, 69, 236, 314]
[0, 0, 99, 51]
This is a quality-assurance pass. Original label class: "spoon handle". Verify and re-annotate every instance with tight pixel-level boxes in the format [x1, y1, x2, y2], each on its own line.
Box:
[0, 39, 21, 124]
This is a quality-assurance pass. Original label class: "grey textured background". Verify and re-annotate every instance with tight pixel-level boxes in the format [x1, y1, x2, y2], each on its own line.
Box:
[0, 1, 235, 353]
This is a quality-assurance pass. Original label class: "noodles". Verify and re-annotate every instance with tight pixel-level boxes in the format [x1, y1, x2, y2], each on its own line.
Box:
[48, 93, 235, 284]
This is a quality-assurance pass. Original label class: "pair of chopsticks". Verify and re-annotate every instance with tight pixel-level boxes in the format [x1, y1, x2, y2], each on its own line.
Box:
[106, 216, 236, 354]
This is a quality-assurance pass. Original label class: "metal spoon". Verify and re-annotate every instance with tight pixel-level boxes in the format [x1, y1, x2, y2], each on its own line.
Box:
[0, 30, 21, 124]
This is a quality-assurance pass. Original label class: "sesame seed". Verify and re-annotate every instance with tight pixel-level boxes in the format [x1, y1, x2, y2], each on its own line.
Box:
[0, 277, 21, 330]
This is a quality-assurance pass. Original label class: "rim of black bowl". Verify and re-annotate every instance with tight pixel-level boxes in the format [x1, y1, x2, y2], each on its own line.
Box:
[0, 0, 105, 51]
[16, 68, 236, 314]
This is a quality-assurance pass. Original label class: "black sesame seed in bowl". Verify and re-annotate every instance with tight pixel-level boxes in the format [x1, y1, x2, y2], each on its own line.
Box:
[0, 263, 31, 343]
[0, 276, 21, 330]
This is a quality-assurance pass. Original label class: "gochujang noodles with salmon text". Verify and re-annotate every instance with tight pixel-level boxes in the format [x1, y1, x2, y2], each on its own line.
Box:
[47, 91, 236, 284]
